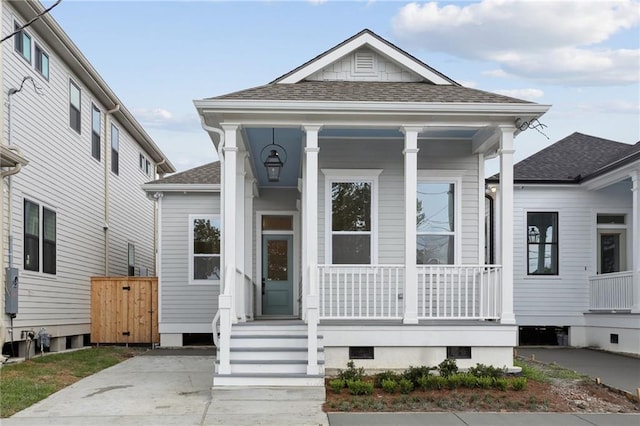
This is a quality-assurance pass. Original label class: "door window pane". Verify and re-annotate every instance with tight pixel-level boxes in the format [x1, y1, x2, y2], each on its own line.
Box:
[600, 234, 620, 273]
[262, 215, 293, 231]
[267, 240, 288, 281]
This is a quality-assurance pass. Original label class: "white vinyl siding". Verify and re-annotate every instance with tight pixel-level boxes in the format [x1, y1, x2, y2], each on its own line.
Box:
[513, 181, 634, 326]
[160, 193, 220, 325]
[2, 2, 159, 335]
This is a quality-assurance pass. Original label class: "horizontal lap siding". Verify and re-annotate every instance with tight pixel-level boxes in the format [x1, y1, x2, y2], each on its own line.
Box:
[3, 5, 159, 332]
[318, 139, 479, 265]
[160, 193, 220, 323]
[513, 183, 633, 326]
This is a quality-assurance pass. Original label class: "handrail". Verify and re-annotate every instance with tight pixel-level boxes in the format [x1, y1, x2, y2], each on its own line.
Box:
[212, 309, 220, 348]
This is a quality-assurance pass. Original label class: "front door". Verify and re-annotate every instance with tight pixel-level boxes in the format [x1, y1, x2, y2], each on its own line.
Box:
[262, 235, 293, 315]
[597, 229, 627, 274]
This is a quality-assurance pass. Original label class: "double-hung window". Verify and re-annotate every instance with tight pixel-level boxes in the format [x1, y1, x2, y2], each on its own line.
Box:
[189, 215, 221, 283]
[416, 173, 461, 265]
[111, 124, 119, 175]
[14, 22, 31, 63]
[527, 212, 558, 275]
[69, 80, 81, 133]
[24, 199, 56, 275]
[324, 170, 380, 264]
[91, 105, 101, 160]
[34, 44, 49, 79]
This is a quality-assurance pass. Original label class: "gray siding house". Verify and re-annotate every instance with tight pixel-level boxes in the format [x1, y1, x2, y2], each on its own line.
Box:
[1, 0, 175, 358]
[148, 29, 550, 387]
[488, 132, 639, 355]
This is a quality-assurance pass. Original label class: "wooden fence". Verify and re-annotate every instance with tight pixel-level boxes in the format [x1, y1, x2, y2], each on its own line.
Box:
[91, 277, 159, 344]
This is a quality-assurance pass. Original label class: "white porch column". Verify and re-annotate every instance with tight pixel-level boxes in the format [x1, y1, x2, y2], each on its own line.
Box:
[401, 127, 420, 324]
[217, 124, 239, 375]
[498, 126, 516, 324]
[631, 171, 640, 313]
[303, 125, 320, 375]
[234, 152, 246, 321]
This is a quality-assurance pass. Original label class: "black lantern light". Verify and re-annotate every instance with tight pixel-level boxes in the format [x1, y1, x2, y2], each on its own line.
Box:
[528, 226, 539, 243]
[261, 128, 287, 182]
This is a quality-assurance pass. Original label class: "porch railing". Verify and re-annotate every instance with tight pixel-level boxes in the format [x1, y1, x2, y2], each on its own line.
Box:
[589, 271, 633, 311]
[318, 265, 404, 319]
[318, 264, 502, 320]
[417, 265, 502, 319]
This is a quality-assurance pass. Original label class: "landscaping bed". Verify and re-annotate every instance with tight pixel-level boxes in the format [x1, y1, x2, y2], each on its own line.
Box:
[324, 358, 640, 413]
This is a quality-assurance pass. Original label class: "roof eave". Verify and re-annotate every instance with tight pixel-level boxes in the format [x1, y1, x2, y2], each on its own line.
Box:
[141, 183, 221, 193]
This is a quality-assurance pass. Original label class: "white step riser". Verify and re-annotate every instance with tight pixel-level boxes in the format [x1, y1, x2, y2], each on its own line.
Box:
[232, 327, 308, 335]
[230, 364, 308, 375]
[231, 351, 324, 362]
[214, 376, 325, 387]
[231, 338, 310, 348]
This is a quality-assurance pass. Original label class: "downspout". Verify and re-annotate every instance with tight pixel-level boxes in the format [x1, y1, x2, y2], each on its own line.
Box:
[104, 104, 120, 276]
[151, 159, 166, 276]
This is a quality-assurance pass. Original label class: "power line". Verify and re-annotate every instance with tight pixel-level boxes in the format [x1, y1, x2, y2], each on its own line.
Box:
[1, 0, 63, 44]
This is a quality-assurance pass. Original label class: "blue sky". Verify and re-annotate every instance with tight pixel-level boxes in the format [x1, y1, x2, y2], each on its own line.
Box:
[45, 0, 640, 174]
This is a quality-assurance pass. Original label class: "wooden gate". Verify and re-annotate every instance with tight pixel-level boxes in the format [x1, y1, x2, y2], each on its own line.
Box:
[91, 277, 159, 344]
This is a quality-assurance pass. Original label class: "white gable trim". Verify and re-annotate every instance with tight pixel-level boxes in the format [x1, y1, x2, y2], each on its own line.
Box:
[277, 32, 451, 85]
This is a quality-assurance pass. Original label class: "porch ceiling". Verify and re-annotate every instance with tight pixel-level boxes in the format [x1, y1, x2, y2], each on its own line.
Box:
[244, 127, 481, 188]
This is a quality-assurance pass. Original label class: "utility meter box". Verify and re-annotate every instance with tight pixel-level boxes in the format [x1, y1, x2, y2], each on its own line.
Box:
[5, 267, 19, 315]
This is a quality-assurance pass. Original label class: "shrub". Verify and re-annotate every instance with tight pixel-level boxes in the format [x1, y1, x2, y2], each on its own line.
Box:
[493, 377, 509, 391]
[381, 378, 397, 394]
[338, 360, 365, 382]
[467, 363, 506, 378]
[476, 376, 493, 389]
[374, 370, 401, 388]
[329, 378, 345, 393]
[398, 378, 414, 394]
[446, 373, 464, 389]
[511, 377, 527, 391]
[417, 374, 446, 390]
[438, 358, 458, 378]
[459, 373, 479, 388]
[402, 365, 434, 386]
[347, 379, 374, 395]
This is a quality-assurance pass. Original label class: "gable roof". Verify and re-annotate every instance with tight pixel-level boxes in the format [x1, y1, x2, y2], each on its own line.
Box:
[271, 29, 458, 85]
[488, 132, 639, 183]
[145, 162, 220, 186]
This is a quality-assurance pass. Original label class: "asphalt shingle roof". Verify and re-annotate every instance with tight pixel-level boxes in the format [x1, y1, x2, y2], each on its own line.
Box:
[209, 81, 533, 104]
[147, 162, 220, 185]
[490, 132, 639, 183]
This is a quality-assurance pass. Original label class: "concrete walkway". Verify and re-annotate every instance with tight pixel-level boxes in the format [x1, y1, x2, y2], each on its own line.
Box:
[3, 347, 639, 426]
[517, 347, 640, 395]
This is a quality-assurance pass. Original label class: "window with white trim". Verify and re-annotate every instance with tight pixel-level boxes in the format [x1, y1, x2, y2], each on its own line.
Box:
[325, 170, 380, 264]
[91, 104, 101, 160]
[416, 173, 461, 265]
[111, 124, 119, 175]
[14, 22, 31, 63]
[69, 80, 81, 134]
[24, 199, 56, 274]
[189, 215, 221, 283]
[35, 44, 49, 79]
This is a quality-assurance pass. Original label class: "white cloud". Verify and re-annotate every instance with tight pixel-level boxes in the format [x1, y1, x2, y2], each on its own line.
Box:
[307, 0, 327, 4]
[132, 107, 200, 132]
[483, 69, 509, 78]
[392, 0, 640, 85]
[575, 100, 640, 114]
[494, 88, 544, 101]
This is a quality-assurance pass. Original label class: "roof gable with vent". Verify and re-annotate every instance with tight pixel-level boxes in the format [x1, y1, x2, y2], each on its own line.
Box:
[272, 29, 457, 85]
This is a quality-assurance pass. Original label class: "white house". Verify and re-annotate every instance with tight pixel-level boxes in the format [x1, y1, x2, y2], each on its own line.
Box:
[147, 29, 550, 386]
[487, 132, 639, 355]
[1, 0, 175, 359]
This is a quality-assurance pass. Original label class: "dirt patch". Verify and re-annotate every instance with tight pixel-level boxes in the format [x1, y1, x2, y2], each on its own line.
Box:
[324, 359, 640, 413]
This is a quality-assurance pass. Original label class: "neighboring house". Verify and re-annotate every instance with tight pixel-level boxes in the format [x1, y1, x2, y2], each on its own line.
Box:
[148, 29, 550, 386]
[1, 0, 175, 358]
[487, 132, 639, 355]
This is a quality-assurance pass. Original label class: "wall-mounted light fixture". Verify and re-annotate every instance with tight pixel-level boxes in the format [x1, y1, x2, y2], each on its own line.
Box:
[261, 128, 287, 182]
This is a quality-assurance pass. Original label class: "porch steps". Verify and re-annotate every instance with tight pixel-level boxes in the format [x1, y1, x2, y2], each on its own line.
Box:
[213, 321, 325, 387]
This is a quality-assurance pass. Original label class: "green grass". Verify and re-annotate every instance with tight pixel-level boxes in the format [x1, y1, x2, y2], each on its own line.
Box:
[1, 346, 141, 418]
[514, 359, 549, 383]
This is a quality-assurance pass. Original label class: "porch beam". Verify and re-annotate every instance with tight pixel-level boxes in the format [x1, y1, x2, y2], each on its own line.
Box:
[632, 171, 640, 313]
[401, 126, 421, 324]
[498, 126, 516, 324]
[303, 125, 321, 375]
